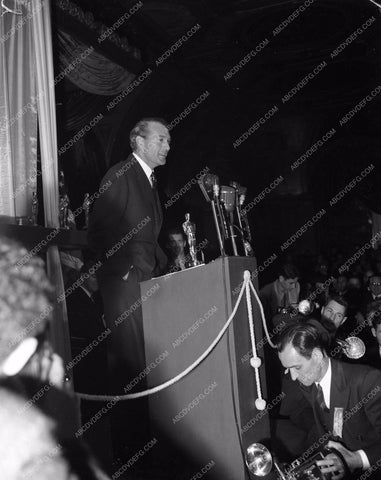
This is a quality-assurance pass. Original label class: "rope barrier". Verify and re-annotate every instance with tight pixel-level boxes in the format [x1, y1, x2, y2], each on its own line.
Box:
[77, 270, 249, 402]
[245, 271, 266, 410]
[249, 279, 276, 349]
[77, 269, 274, 408]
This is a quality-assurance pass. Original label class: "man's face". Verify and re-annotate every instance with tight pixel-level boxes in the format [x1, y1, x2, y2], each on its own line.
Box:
[348, 277, 361, 290]
[279, 276, 298, 291]
[369, 276, 381, 297]
[278, 344, 324, 386]
[137, 121, 171, 169]
[321, 300, 347, 329]
[167, 233, 186, 255]
[335, 276, 348, 294]
[371, 324, 381, 346]
[318, 264, 328, 276]
[85, 272, 98, 293]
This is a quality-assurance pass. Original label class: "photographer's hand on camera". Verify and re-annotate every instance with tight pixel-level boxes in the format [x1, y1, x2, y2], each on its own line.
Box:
[316, 440, 363, 480]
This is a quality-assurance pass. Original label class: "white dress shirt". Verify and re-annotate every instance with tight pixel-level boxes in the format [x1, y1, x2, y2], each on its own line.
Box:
[133, 152, 153, 186]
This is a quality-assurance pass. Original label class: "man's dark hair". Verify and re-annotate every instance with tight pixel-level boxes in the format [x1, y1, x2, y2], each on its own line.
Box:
[129, 117, 168, 150]
[367, 300, 381, 329]
[276, 321, 328, 359]
[166, 227, 186, 239]
[368, 274, 381, 287]
[277, 263, 299, 280]
[325, 295, 348, 314]
[0, 236, 53, 363]
[372, 314, 381, 330]
[335, 272, 349, 280]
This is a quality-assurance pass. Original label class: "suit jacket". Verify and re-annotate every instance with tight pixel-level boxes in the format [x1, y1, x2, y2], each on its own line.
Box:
[298, 359, 381, 467]
[363, 343, 381, 371]
[88, 154, 167, 280]
[259, 281, 300, 326]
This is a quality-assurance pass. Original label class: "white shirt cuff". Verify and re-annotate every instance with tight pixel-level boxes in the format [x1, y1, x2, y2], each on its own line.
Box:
[357, 449, 370, 470]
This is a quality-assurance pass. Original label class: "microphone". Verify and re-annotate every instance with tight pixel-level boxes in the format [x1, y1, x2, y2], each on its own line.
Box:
[198, 173, 218, 202]
[220, 186, 236, 213]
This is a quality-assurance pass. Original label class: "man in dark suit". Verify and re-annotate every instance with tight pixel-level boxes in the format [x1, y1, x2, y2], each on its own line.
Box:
[88, 118, 170, 456]
[88, 117, 169, 385]
[259, 262, 300, 328]
[363, 303, 381, 370]
[277, 321, 381, 479]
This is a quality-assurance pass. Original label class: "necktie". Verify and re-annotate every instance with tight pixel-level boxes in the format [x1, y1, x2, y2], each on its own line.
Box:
[150, 171, 157, 189]
[314, 383, 329, 412]
[150, 171, 161, 233]
[312, 382, 329, 433]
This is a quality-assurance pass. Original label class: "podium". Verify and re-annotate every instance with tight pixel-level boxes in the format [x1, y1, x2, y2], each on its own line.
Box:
[141, 257, 271, 479]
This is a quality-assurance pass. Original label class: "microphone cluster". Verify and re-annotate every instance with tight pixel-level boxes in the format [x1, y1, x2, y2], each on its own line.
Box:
[198, 173, 254, 257]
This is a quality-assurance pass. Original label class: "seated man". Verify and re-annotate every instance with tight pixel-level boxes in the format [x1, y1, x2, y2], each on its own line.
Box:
[366, 275, 381, 302]
[364, 301, 381, 369]
[259, 262, 300, 328]
[333, 274, 349, 298]
[320, 295, 348, 340]
[164, 227, 188, 272]
[277, 321, 381, 480]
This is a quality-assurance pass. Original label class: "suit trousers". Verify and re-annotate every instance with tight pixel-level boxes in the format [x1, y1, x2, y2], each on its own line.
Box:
[99, 267, 150, 457]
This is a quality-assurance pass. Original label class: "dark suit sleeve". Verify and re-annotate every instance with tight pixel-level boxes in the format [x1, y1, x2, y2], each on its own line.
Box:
[88, 170, 128, 253]
[359, 369, 381, 466]
[280, 375, 315, 431]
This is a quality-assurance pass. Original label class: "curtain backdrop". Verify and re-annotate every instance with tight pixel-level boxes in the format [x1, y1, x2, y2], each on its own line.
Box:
[31, 0, 71, 367]
[58, 30, 135, 96]
[0, 0, 37, 220]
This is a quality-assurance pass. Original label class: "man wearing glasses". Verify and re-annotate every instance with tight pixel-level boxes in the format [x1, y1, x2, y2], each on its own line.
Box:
[368, 275, 381, 301]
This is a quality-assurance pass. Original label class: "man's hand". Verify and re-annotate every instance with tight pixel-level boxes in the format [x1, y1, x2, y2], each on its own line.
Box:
[40, 349, 66, 388]
[355, 311, 365, 327]
[316, 440, 362, 480]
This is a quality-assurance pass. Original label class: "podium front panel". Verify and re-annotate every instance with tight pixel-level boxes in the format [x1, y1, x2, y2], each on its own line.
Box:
[141, 257, 270, 479]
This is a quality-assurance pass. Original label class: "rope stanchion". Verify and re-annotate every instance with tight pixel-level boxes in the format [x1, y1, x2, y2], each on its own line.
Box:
[244, 271, 266, 410]
[249, 279, 276, 349]
[77, 272, 250, 402]
[77, 269, 275, 408]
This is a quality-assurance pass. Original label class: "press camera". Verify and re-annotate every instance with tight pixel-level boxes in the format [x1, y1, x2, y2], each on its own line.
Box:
[245, 443, 348, 480]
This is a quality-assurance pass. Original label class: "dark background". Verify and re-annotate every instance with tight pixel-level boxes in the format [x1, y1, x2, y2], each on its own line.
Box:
[52, 0, 381, 285]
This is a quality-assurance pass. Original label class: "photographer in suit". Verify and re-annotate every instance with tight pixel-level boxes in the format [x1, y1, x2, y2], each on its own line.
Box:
[277, 321, 381, 479]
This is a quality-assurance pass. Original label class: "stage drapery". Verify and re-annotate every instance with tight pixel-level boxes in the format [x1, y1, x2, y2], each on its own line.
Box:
[0, 0, 37, 220]
[58, 30, 136, 96]
[30, 0, 71, 366]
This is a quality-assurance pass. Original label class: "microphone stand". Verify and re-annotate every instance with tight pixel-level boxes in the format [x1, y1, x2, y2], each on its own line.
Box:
[220, 185, 239, 256]
[198, 174, 226, 257]
[212, 181, 228, 256]
[230, 182, 254, 256]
